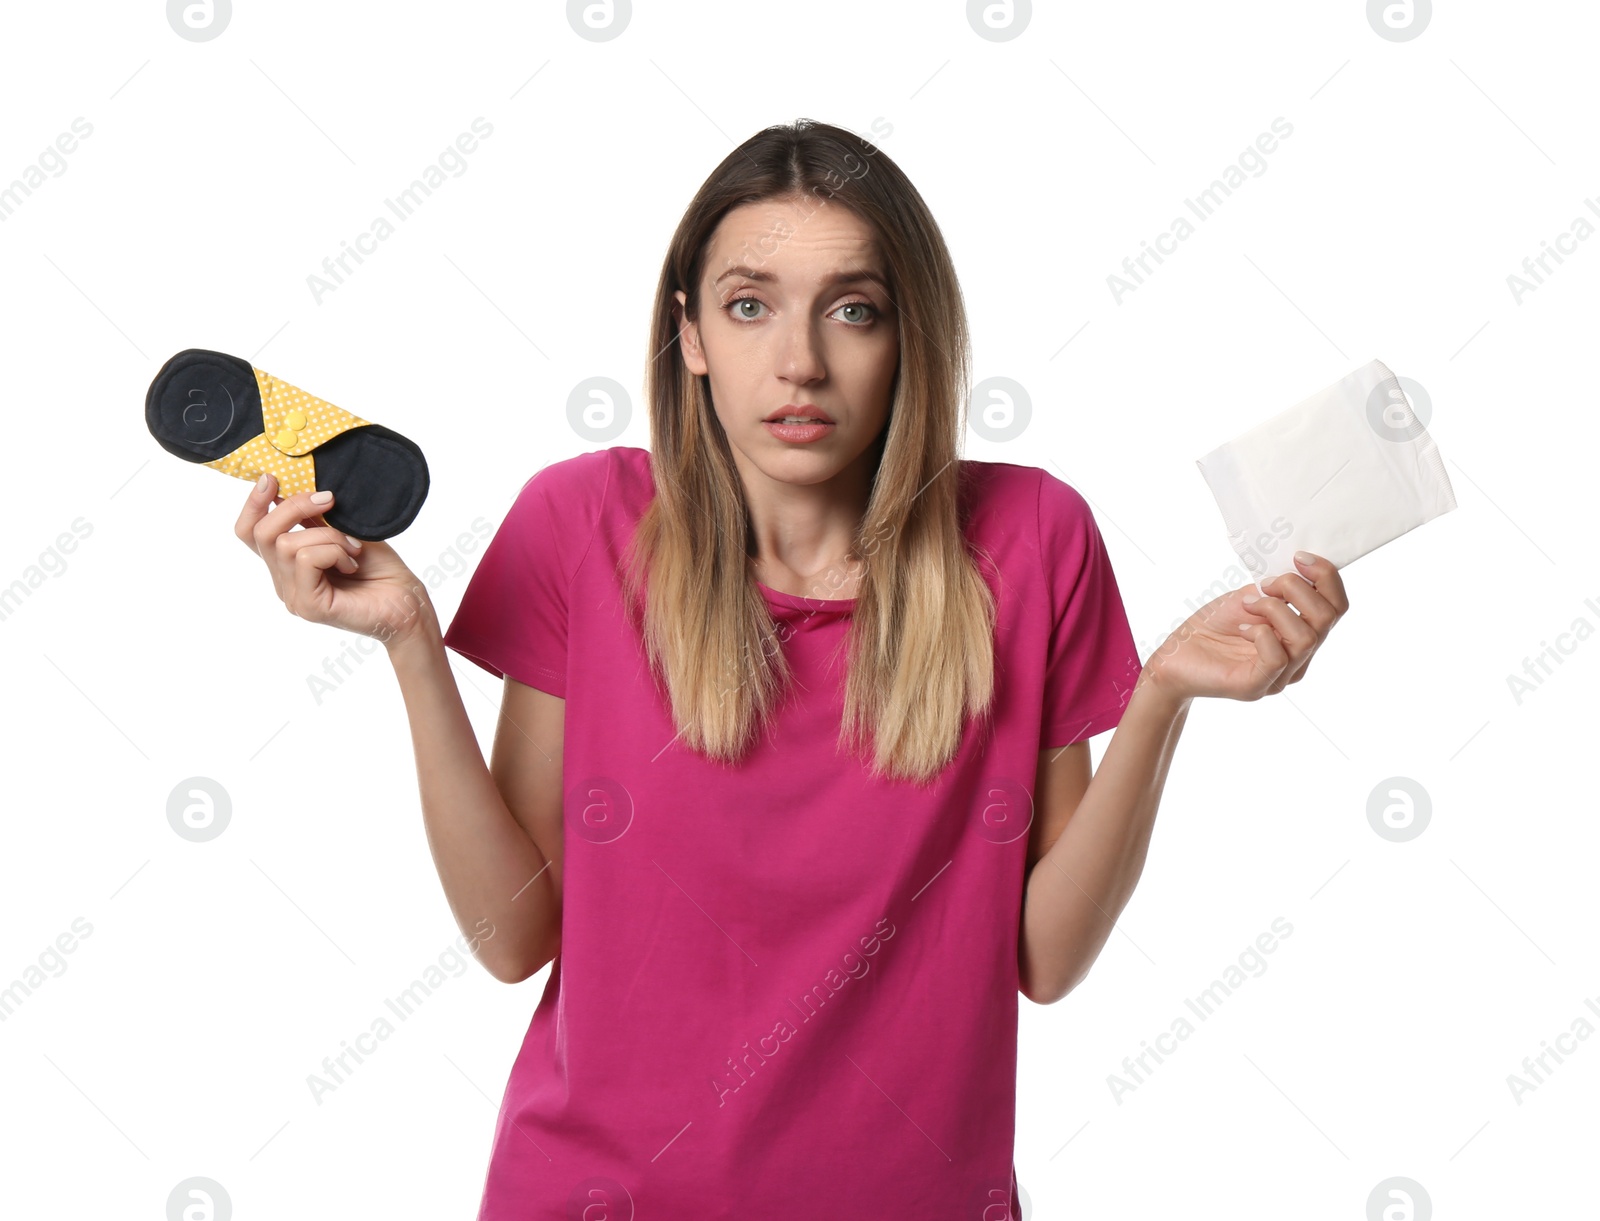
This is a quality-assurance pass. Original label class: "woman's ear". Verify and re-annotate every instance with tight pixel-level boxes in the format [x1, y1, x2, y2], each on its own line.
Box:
[673, 289, 708, 376]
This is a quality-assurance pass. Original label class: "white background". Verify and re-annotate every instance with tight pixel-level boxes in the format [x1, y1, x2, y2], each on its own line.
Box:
[0, 1, 1593, 1217]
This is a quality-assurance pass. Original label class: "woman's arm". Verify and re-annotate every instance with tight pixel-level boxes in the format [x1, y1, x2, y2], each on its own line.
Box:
[1019, 675, 1190, 1005]
[1018, 551, 1348, 1005]
[387, 608, 564, 984]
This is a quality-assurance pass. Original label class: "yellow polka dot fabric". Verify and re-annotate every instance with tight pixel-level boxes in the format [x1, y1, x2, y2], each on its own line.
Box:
[202, 367, 372, 497]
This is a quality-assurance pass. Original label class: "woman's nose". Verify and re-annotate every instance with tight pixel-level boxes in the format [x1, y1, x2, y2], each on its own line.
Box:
[777, 318, 825, 382]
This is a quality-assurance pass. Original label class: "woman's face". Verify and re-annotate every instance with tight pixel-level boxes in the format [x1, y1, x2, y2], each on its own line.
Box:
[674, 196, 899, 489]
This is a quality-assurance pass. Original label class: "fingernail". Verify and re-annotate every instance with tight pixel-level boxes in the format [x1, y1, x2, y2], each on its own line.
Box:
[311, 490, 333, 505]
[345, 534, 362, 549]
[1294, 551, 1315, 566]
[256, 474, 270, 492]
[1243, 592, 1261, 605]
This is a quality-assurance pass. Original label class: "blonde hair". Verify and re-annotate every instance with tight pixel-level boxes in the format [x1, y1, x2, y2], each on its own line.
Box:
[620, 118, 996, 786]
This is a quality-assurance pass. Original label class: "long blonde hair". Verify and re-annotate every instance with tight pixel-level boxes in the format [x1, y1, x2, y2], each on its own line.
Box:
[620, 118, 996, 786]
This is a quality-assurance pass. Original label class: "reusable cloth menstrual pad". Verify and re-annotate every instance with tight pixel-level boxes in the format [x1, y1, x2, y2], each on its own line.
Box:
[146, 348, 428, 539]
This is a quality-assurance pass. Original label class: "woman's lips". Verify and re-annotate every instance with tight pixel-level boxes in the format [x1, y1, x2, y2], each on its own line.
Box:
[763, 420, 835, 443]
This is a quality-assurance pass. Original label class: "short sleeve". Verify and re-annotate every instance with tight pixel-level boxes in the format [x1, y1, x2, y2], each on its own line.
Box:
[442, 451, 609, 698]
[1037, 468, 1144, 748]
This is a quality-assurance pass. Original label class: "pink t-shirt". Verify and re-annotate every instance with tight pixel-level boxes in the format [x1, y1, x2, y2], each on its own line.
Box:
[442, 445, 1141, 1220]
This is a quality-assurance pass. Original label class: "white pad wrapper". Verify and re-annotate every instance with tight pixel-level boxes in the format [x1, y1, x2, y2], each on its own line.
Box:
[1195, 358, 1457, 589]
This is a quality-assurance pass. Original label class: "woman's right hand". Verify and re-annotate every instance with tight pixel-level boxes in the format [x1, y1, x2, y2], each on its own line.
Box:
[236, 471, 432, 646]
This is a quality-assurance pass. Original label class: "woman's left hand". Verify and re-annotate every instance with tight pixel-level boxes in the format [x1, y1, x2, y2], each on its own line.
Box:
[1143, 552, 1348, 703]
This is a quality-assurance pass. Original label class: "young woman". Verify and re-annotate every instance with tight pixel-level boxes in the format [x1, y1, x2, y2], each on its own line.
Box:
[237, 119, 1346, 1220]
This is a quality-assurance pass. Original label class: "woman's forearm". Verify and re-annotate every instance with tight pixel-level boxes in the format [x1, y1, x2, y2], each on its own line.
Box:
[1019, 672, 1192, 1005]
[384, 606, 557, 983]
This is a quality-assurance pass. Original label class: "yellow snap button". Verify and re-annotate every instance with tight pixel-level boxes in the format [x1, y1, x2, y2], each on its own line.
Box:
[274, 428, 300, 449]
[284, 410, 308, 431]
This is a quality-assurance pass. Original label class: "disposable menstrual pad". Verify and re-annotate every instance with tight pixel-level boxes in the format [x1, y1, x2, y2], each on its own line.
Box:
[146, 348, 428, 539]
[1194, 358, 1456, 586]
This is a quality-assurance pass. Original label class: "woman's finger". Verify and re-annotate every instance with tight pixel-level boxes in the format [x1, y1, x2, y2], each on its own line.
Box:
[1242, 590, 1318, 657]
[274, 525, 362, 557]
[234, 472, 280, 552]
[1263, 570, 1338, 633]
[1290, 551, 1348, 616]
[274, 526, 362, 588]
[289, 541, 358, 609]
[253, 488, 336, 558]
[1236, 620, 1289, 695]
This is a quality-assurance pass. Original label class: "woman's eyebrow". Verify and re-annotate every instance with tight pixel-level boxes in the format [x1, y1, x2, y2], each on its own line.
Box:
[714, 264, 889, 292]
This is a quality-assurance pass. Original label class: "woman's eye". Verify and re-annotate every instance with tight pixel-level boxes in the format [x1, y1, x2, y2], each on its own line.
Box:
[723, 295, 877, 325]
